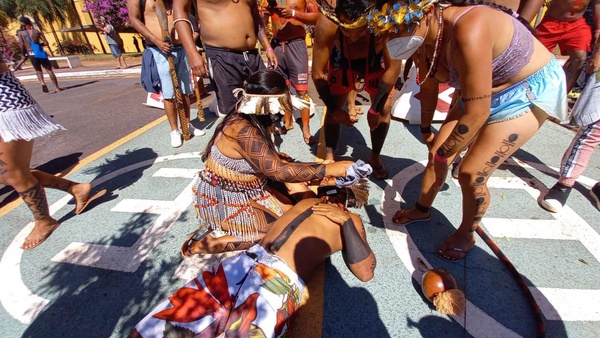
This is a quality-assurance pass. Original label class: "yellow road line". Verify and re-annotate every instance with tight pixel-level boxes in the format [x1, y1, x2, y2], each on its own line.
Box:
[0, 115, 167, 217]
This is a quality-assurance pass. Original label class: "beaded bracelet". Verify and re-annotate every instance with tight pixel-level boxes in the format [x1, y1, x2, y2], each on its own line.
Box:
[266, 47, 273, 52]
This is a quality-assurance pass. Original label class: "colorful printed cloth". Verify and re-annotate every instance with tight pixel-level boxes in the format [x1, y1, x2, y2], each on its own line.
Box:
[132, 245, 305, 338]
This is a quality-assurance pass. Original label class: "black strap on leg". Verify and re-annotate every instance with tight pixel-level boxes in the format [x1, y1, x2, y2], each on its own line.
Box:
[415, 201, 430, 213]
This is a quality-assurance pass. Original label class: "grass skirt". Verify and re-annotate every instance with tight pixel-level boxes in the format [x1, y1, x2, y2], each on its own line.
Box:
[0, 70, 64, 142]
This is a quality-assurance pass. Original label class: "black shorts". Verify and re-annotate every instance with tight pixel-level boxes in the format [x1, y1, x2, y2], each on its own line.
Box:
[28, 56, 52, 72]
[272, 37, 309, 91]
[204, 45, 266, 116]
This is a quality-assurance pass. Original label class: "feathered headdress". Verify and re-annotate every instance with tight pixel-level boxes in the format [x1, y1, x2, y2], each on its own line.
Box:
[233, 88, 311, 115]
[317, 178, 370, 209]
[366, 0, 436, 35]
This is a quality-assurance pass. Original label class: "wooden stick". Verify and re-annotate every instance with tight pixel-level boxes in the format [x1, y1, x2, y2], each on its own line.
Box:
[155, 0, 191, 140]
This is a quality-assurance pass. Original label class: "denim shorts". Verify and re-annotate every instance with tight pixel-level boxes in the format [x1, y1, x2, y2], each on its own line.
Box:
[148, 45, 193, 100]
[108, 44, 122, 57]
[482, 57, 568, 124]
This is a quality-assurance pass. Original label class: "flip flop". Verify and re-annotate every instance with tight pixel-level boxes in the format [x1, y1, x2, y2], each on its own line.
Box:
[391, 209, 430, 225]
[304, 135, 315, 145]
[42, 84, 49, 93]
[181, 224, 212, 258]
[437, 247, 469, 262]
[75, 189, 107, 215]
[21, 221, 61, 251]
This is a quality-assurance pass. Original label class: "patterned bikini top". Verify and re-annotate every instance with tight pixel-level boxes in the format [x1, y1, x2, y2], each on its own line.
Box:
[448, 7, 533, 88]
[209, 144, 260, 175]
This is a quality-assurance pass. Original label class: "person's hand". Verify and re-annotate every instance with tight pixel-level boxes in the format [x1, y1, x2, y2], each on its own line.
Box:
[188, 52, 209, 78]
[266, 49, 278, 69]
[366, 107, 380, 131]
[312, 202, 351, 225]
[421, 131, 435, 150]
[277, 6, 294, 18]
[432, 155, 448, 191]
[155, 40, 172, 54]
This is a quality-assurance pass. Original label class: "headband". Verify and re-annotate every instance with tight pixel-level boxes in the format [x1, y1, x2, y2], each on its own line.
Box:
[316, 0, 370, 30]
[367, 0, 436, 35]
[232, 88, 311, 116]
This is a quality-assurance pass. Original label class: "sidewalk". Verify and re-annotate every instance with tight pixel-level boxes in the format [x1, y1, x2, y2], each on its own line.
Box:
[13, 54, 143, 81]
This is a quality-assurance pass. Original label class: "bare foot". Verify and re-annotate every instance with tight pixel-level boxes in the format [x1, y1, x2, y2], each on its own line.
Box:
[55, 88, 63, 93]
[438, 232, 476, 262]
[391, 208, 430, 225]
[21, 219, 61, 250]
[369, 157, 388, 179]
[72, 183, 107, 215]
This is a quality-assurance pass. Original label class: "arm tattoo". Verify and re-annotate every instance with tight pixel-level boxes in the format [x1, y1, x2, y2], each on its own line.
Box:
[461, 93, 491, 102]
[372, 81, 394, 113]
[341, 219, 372, 264]
[268, 208, 314, 253]
[18, 182, 50, 220]
[237, 125, 326, 182]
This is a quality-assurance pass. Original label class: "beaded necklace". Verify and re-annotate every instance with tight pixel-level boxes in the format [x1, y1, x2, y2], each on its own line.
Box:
[418, 5, 443, 86]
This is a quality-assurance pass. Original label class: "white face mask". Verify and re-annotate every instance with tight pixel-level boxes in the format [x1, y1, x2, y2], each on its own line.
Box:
[386, 23, 429, 60]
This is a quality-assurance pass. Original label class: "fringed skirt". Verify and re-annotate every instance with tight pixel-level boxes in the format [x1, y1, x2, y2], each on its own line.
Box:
[192, 169, 284, 242]
[0, 71, 64, 142]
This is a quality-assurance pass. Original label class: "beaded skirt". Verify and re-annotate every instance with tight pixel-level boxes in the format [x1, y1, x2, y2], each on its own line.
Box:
[192, 167, 284, 242]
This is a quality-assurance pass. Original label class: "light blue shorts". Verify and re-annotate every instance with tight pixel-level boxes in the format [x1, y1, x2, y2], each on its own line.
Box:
[148, 45, 193, 100]
[108, 44, 122, 57]
[484, 57, 568, 124]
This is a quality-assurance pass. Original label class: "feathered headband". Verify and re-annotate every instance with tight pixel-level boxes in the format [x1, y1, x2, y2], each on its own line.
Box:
[366, 0, 436, 35]
[316, 0, 370, 30]
[233, 88, 311, 116]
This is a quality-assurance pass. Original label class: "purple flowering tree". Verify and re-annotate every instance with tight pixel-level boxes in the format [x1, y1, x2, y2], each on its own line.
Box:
[84, 0, 129, 27]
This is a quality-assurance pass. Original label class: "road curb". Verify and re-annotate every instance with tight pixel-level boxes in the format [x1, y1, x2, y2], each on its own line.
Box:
[16, 68, 141, 81]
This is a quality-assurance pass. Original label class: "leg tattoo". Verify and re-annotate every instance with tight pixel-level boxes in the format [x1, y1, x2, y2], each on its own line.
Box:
[19, 182, 50, 220]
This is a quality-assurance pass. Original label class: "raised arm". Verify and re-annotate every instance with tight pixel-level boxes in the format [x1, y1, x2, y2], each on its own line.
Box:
[277, 0, 319, 25]
[235, 124, 351, 181]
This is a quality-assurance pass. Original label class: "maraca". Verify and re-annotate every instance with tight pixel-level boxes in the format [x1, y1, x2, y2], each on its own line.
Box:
[418, 258, 466, 316]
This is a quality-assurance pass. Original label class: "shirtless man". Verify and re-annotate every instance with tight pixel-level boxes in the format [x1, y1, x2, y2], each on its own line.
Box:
[129, 187, 375, 337]
[312, 0, 403, 179]
[127, 0, 205, 148]
[536, 0, 600, 92]
[173, 0, 277, 117]
[262, 0, 318, 145]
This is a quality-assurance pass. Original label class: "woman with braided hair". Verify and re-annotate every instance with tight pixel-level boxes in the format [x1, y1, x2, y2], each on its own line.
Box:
[360, 0, 569, 261]
[182, 69, 367, 255]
